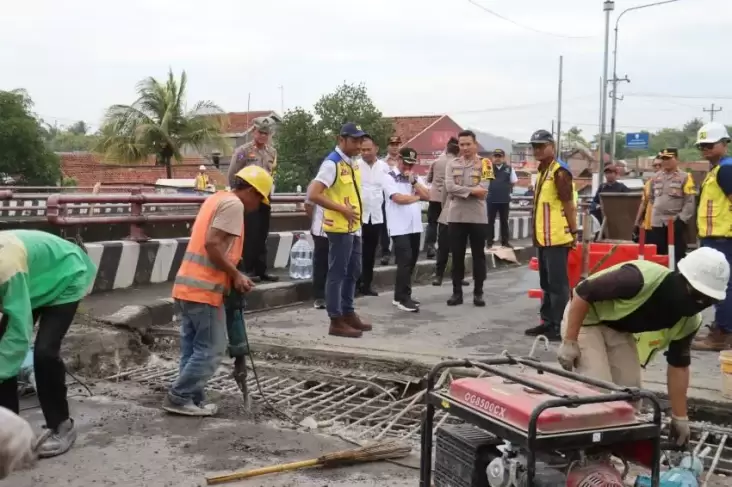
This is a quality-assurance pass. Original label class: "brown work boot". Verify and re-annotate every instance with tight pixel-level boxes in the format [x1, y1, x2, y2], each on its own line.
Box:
[343, 312, 372, 332]
[691, 327, 732, 352]
[329, 317, 362, 338]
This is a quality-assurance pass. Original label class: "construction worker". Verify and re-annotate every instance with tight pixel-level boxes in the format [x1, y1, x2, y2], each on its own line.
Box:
[384, 147, 430, 312]
[693, 122, 732, 351]
[194, 165, 210, 192]
[633, 156, 661, 242]
[307, 123, 371, 338]
[525, 129, 578, 341]
[647, 148, 696, 267]
[444, 130, 493, 307]
[486, 149, 518, 249]
[380, 136, 402, 264]
[164, 165, 273, 417]
[558, 247, 730, 446]
[228, 116, 279, 283]
[0, 230, 98, 458]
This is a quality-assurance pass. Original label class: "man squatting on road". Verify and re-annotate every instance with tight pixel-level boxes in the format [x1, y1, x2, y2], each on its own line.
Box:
[0, 230, 98, 458]
[164, 166, 272, 417]
[558, 247, 730, 447]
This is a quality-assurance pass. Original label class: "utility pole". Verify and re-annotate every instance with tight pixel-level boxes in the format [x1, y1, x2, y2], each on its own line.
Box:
[278, 85, 285, 114]
[557, 55, 564, 154]
[704, 103, 723, 121]
[599, 1, 615, 171]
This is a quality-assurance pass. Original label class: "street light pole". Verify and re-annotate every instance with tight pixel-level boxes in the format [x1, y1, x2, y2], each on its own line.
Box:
[599, 1, 614, 173]
[610, 0, 682, 163]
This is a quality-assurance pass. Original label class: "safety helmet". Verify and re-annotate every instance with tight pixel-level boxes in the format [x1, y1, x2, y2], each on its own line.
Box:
[199, 165, 206, 171]
[530, 130, 555, 144]
[696, 122, 731, 145]
[234, 165, 273, 205]
[677, 247, 730, 301]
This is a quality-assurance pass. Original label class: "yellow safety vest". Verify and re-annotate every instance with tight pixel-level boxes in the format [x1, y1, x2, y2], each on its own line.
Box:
[698, 158, 732, 238]
[481, 158, 494, 181]
[194, 174, 209, 191]
[581, 260, 701, 367]
[321, 151, 363, 234]
[533, 160, 574, 247]
[641, 179, 653, 230]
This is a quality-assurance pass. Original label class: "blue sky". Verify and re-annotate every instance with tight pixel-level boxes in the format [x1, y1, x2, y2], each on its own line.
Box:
[2, 0, 730, 141]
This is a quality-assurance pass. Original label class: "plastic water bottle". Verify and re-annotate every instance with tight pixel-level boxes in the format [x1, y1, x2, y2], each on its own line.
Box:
[289, 235, 313, 280]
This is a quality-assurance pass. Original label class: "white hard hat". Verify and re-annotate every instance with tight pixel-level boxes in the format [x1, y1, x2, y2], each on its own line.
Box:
[677, 247, 730, 301]
[199, 165, 206, 171]
[697, 122, 731, 145]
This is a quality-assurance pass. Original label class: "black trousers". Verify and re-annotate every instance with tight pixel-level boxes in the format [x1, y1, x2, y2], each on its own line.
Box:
[243, 203, 271, 277]
[360, 222, 383, 290]
[393, 233, 422, 302]
[0, 300, 79, 430]
[648, 219, 688, 267]
[435, 223, 451, 277]
[312, 234, 329, 300]
[449, 223, 487, 294]
[537, 246, 570, 330]
[486, 202, 510, 246]
[425, 202, 442, 249]
[380, 202, 391, 256]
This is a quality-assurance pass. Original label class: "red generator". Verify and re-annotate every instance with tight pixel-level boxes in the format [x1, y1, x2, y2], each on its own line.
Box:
[420, 356, 664, 487]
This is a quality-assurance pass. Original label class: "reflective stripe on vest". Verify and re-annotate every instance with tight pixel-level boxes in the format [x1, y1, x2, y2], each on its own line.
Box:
[581, 259, 702, 367]
[321, 151, 363, 234]
[172, 192, 243, 306]
[533, 160, 573, 247]
[697, 157, 732, 238]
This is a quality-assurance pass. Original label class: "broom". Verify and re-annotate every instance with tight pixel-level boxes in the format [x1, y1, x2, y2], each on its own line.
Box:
[205, 440, 412, 485]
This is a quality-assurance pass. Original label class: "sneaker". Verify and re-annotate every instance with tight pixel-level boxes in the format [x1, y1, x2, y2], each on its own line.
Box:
[691, 328, 732, 352]
[410, 297, 421, 306]
[396, 298, 419, 312]
[447, 293, 463, 306]
[313, 299, 326, 309]
[36, 419, 77, 459]
[162, 396, 217, 417]
[328, 317, 363, 338]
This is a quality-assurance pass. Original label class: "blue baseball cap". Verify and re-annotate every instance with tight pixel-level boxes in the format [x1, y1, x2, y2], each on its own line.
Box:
[340, 122, 368, 138]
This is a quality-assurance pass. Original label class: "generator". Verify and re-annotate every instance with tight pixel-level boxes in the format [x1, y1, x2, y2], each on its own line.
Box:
[421, 355, 665, 487]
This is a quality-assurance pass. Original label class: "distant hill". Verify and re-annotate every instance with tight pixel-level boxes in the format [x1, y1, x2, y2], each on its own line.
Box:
[470, 129, 513, 155]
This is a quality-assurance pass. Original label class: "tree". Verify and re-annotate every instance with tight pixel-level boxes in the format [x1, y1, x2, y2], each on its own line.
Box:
[0, 90, 61, 185]
[313, 83, 394, 149]
[68, 120, 90, 135]
[274, 108, 330, 192]
[96, 69, 225, 178]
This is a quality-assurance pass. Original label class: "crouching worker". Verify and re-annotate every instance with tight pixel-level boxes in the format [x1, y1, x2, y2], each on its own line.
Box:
[0, 230, 97, 458]
[558, 247, 729, 447]
[164, 166, 272, 417]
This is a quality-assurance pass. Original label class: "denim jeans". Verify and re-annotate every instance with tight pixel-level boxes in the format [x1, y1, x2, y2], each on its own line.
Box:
[325, 233, 362, 318]
[168, 299, 227, 406]
[700, 238, 732, 332]
[537, 246, 570, 330]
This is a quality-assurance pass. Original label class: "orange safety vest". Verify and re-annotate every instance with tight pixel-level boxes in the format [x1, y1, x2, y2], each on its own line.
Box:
[172, 191, 244, 306]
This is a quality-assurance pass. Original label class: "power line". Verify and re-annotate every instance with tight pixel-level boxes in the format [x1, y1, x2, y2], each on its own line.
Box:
[466, 0, 595, 39]
[625, 92, 732, 101]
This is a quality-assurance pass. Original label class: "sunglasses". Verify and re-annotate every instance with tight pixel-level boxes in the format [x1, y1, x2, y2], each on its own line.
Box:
[697, 143, 716, 150]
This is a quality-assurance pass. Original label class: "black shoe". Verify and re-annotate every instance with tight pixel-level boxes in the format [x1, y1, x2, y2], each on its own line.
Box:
[260, 274, 279, 282]
[525, 323, 551, 337]
[544, 328, 561, 342]
[250, 276, 262, 284]
[361, 287, 379, 297]
[432, 275, 443, 286]
[410, 296, 421, 306]
[313, 299, 326, 310]
[395, 298, 419, 312]
[426, 246, 436, 259]
[461, 280, 469, 286]
[380, 255, 390, 265]
[501, 242, 512, 248]
[473, 293, 485, 307]
[447, 294, 463, 306]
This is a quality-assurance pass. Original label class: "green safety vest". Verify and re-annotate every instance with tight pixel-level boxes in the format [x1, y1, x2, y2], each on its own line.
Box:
[582, 260, 702, 368]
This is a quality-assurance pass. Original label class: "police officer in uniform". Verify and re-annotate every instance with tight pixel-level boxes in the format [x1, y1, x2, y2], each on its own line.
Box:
[647, 148, 696, 267]
[228, 117, 279, 283]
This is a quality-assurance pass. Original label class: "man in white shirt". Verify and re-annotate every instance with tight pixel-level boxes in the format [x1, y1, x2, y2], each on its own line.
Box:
[357, 136, 390, 296]
[384, 148, 430, 312]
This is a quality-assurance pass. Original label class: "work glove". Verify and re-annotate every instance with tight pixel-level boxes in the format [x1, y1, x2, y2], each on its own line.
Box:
[669, 416, 691, 448]
[557, 340, 581, 371]
[0, 407, 36, 480]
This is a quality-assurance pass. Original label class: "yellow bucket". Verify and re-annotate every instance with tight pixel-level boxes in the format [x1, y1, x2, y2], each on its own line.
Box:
[719, 350, 732, 399]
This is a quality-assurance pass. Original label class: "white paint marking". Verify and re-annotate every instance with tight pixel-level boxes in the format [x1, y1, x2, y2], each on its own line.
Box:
[84, 243, 105, 295]
[273, 232, 294, 268]
[150, 239, 178, 283]
[113, 241, 140, 289]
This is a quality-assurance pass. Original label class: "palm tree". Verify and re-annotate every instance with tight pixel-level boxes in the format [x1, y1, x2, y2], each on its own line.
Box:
[97, 69, 225, 178]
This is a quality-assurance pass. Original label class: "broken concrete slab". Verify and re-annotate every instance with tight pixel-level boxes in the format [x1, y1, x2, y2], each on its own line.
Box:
[62, 325, 151, 378]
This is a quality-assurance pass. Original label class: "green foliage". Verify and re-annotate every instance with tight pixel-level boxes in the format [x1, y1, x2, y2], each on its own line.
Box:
[96, 69, 225, 178]
[0, 90, 62, 185]
[61, 176, 78, 186]
[274, 83, 394, 192]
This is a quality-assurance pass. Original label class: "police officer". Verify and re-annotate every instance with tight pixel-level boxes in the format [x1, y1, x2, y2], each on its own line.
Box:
[647, 148, 696, 267]
[485, 149, 517, 249]
[228, 116, 279, 283]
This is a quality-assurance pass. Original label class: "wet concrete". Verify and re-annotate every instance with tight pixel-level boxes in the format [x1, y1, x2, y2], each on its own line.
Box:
[6, 383, 416, 487]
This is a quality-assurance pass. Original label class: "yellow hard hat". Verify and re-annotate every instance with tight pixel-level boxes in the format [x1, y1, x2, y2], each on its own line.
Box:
[234, 166, 273, 205]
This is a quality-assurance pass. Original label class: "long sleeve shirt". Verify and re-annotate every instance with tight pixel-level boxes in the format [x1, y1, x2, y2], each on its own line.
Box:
[0, 230, 97, 380]
[444, 155, 488, 224]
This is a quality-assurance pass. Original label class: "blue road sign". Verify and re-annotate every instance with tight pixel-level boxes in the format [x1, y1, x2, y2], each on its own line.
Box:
[625, 132, 649, 150]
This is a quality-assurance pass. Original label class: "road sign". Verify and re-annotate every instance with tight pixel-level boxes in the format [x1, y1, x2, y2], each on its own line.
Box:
[625, 132, 649, 150]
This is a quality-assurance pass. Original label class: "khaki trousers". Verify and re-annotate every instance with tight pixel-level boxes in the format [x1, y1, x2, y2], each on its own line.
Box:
[560, 303, 642, 389]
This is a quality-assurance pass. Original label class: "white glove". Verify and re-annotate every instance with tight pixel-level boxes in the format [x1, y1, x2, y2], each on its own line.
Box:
[0, 406, 36, 480]
[557, 340, 581, 371]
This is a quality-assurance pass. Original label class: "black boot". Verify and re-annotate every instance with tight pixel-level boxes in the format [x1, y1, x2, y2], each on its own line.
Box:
[447, 293, 463, 306]
[426, 245, 436, 259]
[432, 274, 443, 286]
[473, 283, 485, 307]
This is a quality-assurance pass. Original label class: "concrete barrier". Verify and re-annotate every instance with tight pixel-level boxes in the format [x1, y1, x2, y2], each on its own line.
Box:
[83, 215, 533, 294]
